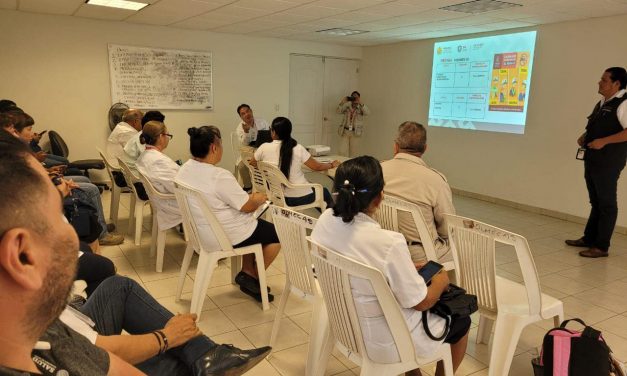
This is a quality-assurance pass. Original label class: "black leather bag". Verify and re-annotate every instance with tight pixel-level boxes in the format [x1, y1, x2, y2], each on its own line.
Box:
[63, 196, 102, 243]
[422, 284, 478, 341]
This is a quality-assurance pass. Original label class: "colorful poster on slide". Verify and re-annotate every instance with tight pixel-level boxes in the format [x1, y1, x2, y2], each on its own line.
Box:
[428, 31, 537, 134]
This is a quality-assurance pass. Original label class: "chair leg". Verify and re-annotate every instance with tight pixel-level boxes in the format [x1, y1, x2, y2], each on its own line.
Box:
[253, 249, 270, 311]
[477, 315, 494, 344]
[190, 252, 219, 320]
[269, 280, 292, 353]
[155, 230, 166, 273]
[150, 215, 158, 257]
[134, 203, 144, 246]
[313, 326, 334, 376]
[127, 195, 136, 235]
[306, 295, 328, 376]
[487, 315, 525, 376]
[176, 243, 194, 301]
[230, 256, 242, 284]
[110, 185, 120, 226]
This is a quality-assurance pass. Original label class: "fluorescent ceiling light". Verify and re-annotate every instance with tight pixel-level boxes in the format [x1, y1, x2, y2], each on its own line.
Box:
[440, 0, 521, 14]
[86, 0, 149, 11]
[317, 28, 369, 36]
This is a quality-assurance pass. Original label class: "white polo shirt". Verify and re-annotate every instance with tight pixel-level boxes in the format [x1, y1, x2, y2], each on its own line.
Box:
[236, 117, 269, 146]
[122, 132, 145, 172]
[311, 209, 446, 363]
[254, 140, 312, 198]
[176, 159, 257, 247]
[136, 148, 182, 231]
[106, 122, 137, 167]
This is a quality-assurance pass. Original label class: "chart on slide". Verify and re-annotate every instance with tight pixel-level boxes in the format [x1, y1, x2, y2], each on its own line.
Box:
[428, 31, 537, 134]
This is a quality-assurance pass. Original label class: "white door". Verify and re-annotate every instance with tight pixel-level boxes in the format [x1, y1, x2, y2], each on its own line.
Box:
[289, 55, 359, 151]
[289, 55, 324, 146]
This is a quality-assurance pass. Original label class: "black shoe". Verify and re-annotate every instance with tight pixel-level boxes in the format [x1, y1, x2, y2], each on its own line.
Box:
[243, 186, 252, 193]
[239, 285, 274, 303]
[235, 271, 270, 294]
[565, 237, 591, 248]
[193, 344, 271, 376]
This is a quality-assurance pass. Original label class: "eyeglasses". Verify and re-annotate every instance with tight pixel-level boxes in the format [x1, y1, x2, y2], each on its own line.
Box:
[163, 133, 173, 139]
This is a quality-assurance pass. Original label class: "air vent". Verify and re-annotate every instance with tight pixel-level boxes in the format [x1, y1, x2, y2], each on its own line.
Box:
[316, 28, 369, 36]
[440, 0, 522, 14]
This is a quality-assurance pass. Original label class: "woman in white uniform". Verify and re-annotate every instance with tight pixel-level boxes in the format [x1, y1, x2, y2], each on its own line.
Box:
[310, 156, 469, 376]
[250, 117, 339, 209]
[176, 126, 281, 303]
[135, 121, 182, 232]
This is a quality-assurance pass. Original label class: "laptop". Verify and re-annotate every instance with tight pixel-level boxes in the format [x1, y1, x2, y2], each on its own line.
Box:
[253, 129, 273, 148]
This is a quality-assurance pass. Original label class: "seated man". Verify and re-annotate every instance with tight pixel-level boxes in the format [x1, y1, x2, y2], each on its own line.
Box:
[0, 129, 140, 375]
[0, 130, 271, 376]
[107, 108, 144, 190]
[235, 104, 269, 191]
[381, 121, 455, 264]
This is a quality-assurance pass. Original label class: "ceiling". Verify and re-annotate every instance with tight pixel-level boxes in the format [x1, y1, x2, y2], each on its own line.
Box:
[3, 0, 627, 46]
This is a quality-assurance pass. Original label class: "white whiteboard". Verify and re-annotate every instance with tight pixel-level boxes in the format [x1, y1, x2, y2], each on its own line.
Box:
[108, 44, 213, 110]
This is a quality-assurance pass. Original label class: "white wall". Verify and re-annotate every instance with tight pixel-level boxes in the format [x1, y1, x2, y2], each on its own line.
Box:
[0, 10, 361, 179]
[359, 14, 627, 227]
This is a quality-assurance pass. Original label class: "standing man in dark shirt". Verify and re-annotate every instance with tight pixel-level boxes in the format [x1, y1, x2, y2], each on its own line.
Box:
[566, 67, 627, 258]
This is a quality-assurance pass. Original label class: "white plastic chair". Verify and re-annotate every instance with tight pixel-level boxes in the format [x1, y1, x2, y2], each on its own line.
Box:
[258, 161, 326, 212]
[117, 158, 150, 246]
[136, 169, 189, 273]
[308, 239, 454, 376]
[375, 195, 454, 271]
[173, 180, 270, 319]
[230, 131, 241, 180]
[268, 206, 326, 375]
[240, 148, 267, 194]
[98, 148, 122, 227]
[445, 214, 564, 376]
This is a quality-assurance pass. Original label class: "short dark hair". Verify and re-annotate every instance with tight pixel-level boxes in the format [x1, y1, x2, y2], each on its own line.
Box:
[351, 91, 361, 97]
[187, 126, 222, 158]
[0, 129, 48, 237]
[396, 121, 426, 154]
[332, 156, 384, 223]
[0, 99, 17, 113]
[237, 104, 251, 116]
[605, 67, 627, 90]
[141, 111, 165, 127]
[10, 110, 34, 133]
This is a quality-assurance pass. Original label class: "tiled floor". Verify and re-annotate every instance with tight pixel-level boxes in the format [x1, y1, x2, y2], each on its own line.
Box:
[99, 190, 627, 375]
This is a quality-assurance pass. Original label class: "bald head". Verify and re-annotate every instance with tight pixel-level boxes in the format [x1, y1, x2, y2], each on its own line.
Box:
[395, 121, 427, 156]
[122, 109, 144, 131]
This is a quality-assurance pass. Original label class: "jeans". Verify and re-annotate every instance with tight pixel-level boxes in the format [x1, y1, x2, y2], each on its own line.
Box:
[285, 188, 334, 211]
[80, 276, 217, 376]
[70, 180, 108, 238]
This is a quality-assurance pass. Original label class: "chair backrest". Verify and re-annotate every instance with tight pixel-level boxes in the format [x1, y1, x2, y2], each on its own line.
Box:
[173, 180, 234, 253]
[258, 161, 289, 207]
[230, 131, 240, 164]
[241, 148, 267, 194]
[375, 195, 438, 262]
[308, 239, 417, 364]
[445, 214, 542, 316]
[97, 148, 119, 184]
[117, 157, 147, 202]
[136, 169, 175, 201]
[48, 130, 69, 158]
[270, 206, 317, 296]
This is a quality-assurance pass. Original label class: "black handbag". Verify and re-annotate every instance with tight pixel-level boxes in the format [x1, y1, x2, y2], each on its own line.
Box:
[63, 196, 102, 243]
[422, 284, 478, 341]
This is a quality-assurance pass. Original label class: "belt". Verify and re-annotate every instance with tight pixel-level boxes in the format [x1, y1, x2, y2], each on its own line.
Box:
[344, 127, 353, 131]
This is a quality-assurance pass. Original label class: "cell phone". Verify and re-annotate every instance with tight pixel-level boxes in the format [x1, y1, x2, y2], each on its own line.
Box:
[418, 260, 444, 284]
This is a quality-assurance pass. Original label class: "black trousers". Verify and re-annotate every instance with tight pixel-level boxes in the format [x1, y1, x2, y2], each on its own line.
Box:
[583, 165, 624, 251]
[76, 242, 116, 296]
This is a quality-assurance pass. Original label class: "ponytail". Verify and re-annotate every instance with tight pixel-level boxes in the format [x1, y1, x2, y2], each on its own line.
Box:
[332, 156, 384, 223]
[271, 117, 297, 179]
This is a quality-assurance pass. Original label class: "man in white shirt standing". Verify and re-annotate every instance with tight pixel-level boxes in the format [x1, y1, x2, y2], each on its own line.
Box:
[235, 104, 269, 191]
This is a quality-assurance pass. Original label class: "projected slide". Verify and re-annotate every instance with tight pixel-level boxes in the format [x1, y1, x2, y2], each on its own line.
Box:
[428, 31, 537, 134]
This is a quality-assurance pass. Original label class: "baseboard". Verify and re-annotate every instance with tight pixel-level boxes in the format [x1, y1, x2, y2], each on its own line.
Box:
[451, 188, 627, 235]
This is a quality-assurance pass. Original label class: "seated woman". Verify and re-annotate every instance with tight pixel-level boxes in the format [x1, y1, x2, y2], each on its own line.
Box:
[250, 117, 339, 209]
[311, 156, 469, 376]
[176, 126, 281, 302]
[135, 120, 182, 231]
